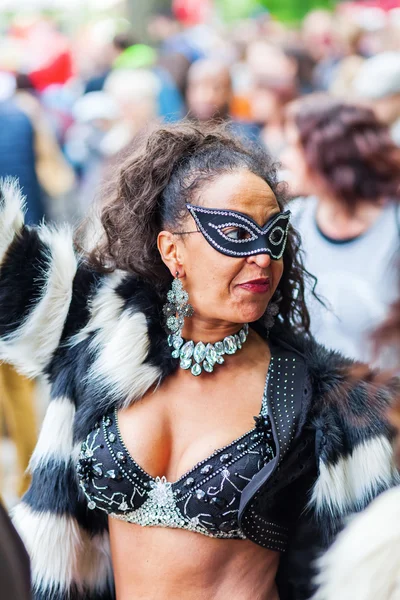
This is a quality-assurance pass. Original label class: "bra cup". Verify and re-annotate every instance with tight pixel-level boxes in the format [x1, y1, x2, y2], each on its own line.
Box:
[77, 407, 274, 539]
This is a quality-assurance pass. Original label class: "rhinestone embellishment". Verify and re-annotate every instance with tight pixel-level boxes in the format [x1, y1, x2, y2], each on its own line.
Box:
[168, 323, 249, 377]
[193, 341, 206, 363]
[223, 336, 237, 355]
[112, 476, 185, 528]
[191, 363, 202, 377]
[220, 453, 232, 463]
[180, 341, 194, 360]
[200, 464, 213, 474]
[116, 451, 127, 463]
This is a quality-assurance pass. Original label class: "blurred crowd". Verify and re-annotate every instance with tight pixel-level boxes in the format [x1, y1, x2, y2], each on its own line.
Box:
[1, 3, 400, 221]
[1, 1, 400, 500]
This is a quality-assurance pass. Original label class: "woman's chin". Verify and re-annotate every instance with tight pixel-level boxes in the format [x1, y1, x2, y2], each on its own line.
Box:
[235, 305, 268, 325]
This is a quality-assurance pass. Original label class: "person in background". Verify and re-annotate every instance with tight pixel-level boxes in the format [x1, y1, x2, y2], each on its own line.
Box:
[0, 72, 40, 502]
[157, 51, 190, 101]
[147, 8, 181, 49]
[283, 45, 316, 96]
[84, 31, 136, 95]
[69, 69, 160, 218]
[186, 58, 232, 122]
[300, 10, 341, 91]
[14, 73, 76, 222]
[249, 72, 298, 158]
[186, 58, 260, 142]
[102, 68, 160, 155]
[352, 51, 400, 147]
[283, 97, 400, 363]
[0, 72, 43, 224]
[328, 17, 365, 98]
[247, 42, 298, 158]
[64, 90, 120, 220]
[153, 52, 187, 122]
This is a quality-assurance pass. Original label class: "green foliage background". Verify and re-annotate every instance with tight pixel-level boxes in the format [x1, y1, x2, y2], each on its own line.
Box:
[265, 0, 336, 21]
[216, 0, 337, 23]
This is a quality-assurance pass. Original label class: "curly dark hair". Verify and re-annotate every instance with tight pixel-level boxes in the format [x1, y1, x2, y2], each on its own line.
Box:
[288, 96, 400, 211]
[85, 121, 316, 334]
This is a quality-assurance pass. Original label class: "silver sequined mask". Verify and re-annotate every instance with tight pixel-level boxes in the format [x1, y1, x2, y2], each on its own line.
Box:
[186, 204, 291, 259]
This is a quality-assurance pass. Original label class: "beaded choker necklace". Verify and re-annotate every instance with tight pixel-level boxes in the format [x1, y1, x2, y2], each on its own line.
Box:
[167, 324, 249, 376]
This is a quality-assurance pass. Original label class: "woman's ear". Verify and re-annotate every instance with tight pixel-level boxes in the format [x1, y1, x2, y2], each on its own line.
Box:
[157, 231, 185, 277]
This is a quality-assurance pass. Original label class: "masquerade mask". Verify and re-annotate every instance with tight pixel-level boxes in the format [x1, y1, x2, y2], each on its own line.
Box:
[181, 204, 291, 259]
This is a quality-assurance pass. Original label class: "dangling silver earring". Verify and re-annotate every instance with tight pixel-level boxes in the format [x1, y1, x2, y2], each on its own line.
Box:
[163, 272, 194, 354]
[164, 271, 249, 375]
[265, 290, 282, 331]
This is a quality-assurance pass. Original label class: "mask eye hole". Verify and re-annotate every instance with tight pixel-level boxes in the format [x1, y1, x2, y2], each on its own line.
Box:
[269, 226, 285, 246]
[220, 226, 255, 241]
[208, 221, 257, 243]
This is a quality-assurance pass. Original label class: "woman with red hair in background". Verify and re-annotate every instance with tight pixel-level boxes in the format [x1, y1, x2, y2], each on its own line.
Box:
[283, 97, 400, 364]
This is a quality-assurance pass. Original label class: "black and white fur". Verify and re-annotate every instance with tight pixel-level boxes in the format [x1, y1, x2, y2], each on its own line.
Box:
[0, 180, 398, 600]
[314, 485, 400, 600]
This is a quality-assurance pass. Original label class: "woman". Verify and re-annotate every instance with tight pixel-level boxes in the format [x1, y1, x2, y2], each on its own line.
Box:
[283, 97, 400, 363]
[247, 42, 298, 158]
[0, 123, 397, 600]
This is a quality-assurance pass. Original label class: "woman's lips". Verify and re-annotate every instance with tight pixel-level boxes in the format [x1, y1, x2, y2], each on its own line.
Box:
[237, 279, 270, 294]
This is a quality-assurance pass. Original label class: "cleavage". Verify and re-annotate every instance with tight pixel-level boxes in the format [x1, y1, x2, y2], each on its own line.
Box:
[114, 407, 262, 486]
[115, 371, 269, 484]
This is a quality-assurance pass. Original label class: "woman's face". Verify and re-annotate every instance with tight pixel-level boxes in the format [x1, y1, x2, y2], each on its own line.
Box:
[250, 86, 281, 124]
[281, 121, 314, 197]
[162, 170, 284, 327]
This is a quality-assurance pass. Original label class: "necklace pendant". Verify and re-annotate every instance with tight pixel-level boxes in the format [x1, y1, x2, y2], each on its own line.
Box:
[191, 363, 202, 376]
[203, 360, 213, 373]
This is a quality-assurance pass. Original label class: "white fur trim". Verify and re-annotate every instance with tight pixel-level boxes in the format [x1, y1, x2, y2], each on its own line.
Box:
[12, 503, 112, 593]
[311, 436, 397, 515]
[314, 486, 400, 600]
[0, 224, 78, 377]
[0, 178, 25, 265]
[68, 270, 125, 347]
[71, 273, 160, 407]
[89, 309, 160, 407]
[29, 397, 76, 471]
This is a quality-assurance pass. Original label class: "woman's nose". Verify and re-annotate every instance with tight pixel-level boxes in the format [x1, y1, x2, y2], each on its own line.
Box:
[246, 253, 272, 269]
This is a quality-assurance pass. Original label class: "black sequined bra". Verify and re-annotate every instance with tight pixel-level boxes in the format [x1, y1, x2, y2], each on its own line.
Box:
[77, 365, 275, 540]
